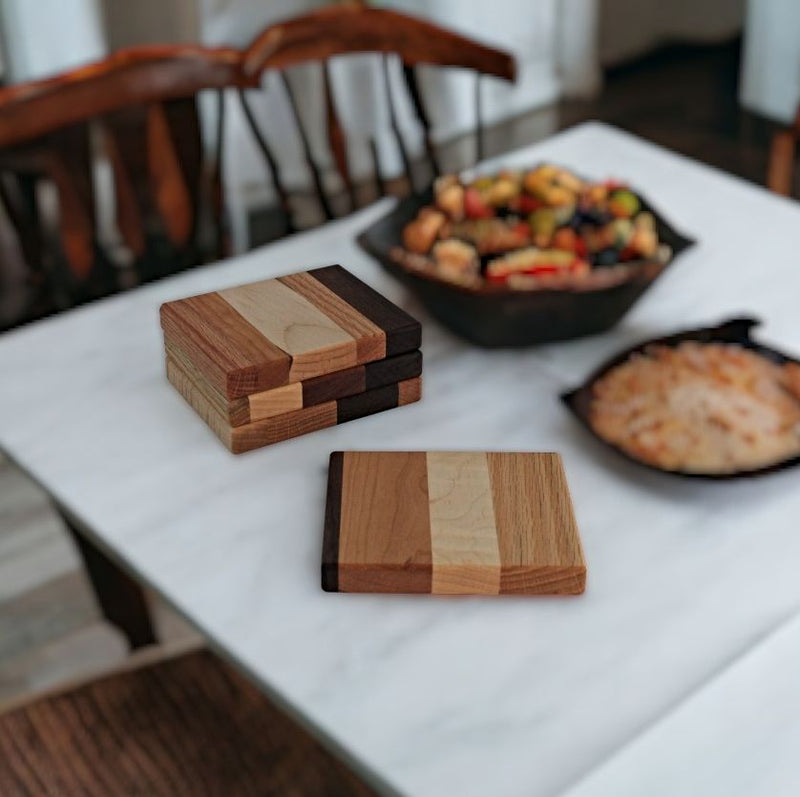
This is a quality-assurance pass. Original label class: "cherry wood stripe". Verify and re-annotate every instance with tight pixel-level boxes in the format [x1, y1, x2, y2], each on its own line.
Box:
[164, 338, 252, 425]
[337, 451, 432, 593]
[487, 452, 585, 595]
[427, 451, 500, 595]
[322, 451, 344, 592]
[161, 293, 291, 398]
[309, 265, 421, 355]
[278, 271, 385, 363]
[398, 374, 422, 405]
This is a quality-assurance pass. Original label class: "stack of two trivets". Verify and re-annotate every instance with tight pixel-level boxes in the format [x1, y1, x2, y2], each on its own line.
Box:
[160, 265, 422, 453]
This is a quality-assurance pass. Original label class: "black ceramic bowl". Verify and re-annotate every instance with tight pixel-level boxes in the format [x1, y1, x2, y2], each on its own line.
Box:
[357, 185, 695, 347]
[561, 317, 800, 479]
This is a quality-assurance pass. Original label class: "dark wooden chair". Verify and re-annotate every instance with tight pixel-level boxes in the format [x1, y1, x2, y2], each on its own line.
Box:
[0, 645, 379, 797]
[0, 45, 253, 329]
[238, 4, 516, 231]
[767, 107, 800, 197]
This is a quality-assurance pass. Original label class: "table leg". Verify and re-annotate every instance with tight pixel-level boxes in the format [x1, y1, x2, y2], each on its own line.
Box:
[58, 507, 158, 650]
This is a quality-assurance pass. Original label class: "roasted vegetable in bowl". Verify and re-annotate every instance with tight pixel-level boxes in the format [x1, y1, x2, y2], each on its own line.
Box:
[397, 165, 670, 290]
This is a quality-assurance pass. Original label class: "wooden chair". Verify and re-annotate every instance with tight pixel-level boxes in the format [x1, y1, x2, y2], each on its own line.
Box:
[238, 4, 516, 231]
[0, 644, 379, 797]
[767, 107, 800, 197]
[0, 45, 253, 329]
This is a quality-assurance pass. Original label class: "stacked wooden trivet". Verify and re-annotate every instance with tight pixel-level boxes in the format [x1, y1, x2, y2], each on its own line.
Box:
[160, 265, 422, 453]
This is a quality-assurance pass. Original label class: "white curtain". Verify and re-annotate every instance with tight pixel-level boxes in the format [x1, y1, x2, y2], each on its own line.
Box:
[740, 0, 799, 123]
[0, 0, 105, 81]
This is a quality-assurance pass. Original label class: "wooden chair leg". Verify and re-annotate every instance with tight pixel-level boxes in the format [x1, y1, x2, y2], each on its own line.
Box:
[767, 129, 796, 196]
[58, 507, 158, 650]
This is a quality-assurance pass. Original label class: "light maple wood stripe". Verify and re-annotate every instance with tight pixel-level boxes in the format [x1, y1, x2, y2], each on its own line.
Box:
[426, 452, 500, 594]
[338, 452, 431, 593]
[487, 452, 585, 594]
[246, 382, 303, 421]
[278, 272, 386, 363]
[217, 279, 359, 381]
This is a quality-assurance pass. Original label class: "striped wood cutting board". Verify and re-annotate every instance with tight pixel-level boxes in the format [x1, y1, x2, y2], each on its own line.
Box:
[323, 451, 586, 595]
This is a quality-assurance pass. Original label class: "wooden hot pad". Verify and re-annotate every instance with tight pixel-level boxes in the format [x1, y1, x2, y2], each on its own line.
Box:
[322, 451, 586, 595]
[165, 340, 422, 427]
[160, 265, 421, 398]
[167, 356, 422, 453]
[160, 266, 423, 453]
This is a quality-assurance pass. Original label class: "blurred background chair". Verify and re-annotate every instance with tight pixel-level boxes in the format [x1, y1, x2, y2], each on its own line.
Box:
[0, 45, 249, 331]
[0, 9, 514, 332]
[238, 4, 515, 234]
[0, 644, 379, 797]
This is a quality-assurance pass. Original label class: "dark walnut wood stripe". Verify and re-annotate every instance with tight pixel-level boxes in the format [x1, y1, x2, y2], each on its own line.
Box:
[302, 364, 366, 407]
[337, 383, 398, 424]
[309, 265, 422, 356]
[322, 452, 344, 592]
[160, 293, 291, 398]
[365, 350, 422, 390]
[0, 651, 378, 797]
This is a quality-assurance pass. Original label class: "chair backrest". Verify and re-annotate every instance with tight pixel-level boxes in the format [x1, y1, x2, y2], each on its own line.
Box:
[0, 45, 251, 325]
[239, 5, 516, 228]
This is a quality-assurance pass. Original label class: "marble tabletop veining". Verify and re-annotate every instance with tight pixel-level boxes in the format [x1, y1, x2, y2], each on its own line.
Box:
[1, 123, 799, 796]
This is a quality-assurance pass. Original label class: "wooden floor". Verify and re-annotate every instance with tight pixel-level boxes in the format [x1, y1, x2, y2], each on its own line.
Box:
[0, 39, 778, 709]
[0, 453, 200, 707]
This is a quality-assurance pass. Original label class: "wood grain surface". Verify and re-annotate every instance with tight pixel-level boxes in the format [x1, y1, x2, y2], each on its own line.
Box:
[165, 337, 421, 426]
[323, 452, 586, 595]
[0, 649, 378, 797]
[166, 356, 421, 454]
[160, 265, 421, 397]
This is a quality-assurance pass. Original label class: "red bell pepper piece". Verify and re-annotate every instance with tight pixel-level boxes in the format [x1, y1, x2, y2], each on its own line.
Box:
[464, 188, 494, 219]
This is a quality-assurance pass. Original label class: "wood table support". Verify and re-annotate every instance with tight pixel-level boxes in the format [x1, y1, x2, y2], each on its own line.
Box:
[58, 505, 158, 650]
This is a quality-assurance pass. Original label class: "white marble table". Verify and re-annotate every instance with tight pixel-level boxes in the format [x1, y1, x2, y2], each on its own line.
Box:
[2, 122, 799, 796]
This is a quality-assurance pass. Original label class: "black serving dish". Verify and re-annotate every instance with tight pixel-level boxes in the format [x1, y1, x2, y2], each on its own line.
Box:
[561, 317, 800, 479]
[357, 184, 695, 347]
